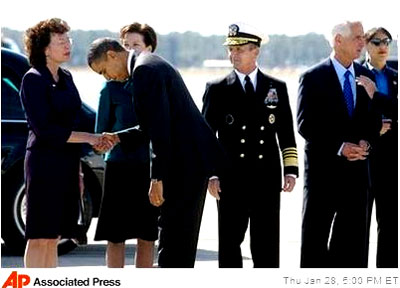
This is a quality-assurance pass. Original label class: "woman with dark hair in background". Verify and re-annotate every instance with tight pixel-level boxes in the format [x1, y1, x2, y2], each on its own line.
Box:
[94, 23, 159, 268]
[364, 27, 398, 268]
[20, 18, 110, 267]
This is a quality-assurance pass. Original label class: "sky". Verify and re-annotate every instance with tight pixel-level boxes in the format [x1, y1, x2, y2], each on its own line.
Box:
[1, 0, 399, 39]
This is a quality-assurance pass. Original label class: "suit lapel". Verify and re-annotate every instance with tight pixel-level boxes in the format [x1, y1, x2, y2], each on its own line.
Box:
[255, 70, 269, 98]
[129, 52, 137, 75]
[354, 63, 374, 117]
[326, 59, 343, 96]
[325, 59, 352, 120]
[354, 63, 362, 111]
[124, 52, 137, 95]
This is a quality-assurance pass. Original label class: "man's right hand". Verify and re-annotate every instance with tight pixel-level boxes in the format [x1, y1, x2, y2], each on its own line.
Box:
[149, 180, 164, 207]
[341, 142, 369, 161]
[92, 133, 120, 153]
[207, 177, 221, 200]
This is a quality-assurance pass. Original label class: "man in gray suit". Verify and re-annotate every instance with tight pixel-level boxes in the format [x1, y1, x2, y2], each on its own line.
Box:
[87, 38, 223, 267]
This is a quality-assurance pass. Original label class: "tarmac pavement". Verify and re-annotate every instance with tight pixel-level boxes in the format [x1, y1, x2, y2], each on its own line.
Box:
[1, 194, 252, 268]
[1, 188, 377, 269]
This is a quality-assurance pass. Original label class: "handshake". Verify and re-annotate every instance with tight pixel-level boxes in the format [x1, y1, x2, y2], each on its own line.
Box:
[90, 132, 120, 154]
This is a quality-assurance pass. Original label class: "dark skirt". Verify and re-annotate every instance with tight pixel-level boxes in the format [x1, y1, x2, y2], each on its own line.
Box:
[24, 147, 81, 239]
[94, 161, 159, 242]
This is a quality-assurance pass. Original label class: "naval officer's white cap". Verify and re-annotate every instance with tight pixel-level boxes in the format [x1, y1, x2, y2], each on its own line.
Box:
[223, 22, 267, 47]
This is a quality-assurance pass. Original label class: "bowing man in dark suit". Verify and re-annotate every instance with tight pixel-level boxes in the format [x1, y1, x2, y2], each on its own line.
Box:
[93, 23, 159, 268]
[87, 38, 223, 268]
[364, 27, 398, 268]
[202, 23, 299, 268]
[297, 21, 381, 268]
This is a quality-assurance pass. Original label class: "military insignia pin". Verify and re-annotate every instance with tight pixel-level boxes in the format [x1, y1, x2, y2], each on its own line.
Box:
[228, 24, 239, 36]
[225, 114, 234, 125]
[264, 88, 278, 109]
[269, 114, 275, 124]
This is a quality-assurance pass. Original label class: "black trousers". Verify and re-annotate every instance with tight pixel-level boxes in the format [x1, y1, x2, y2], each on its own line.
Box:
[367, 133, 398, 268]
[301, 160, 369, 268]
[218, 169, 281, 268]
[157, 175, 208, 268]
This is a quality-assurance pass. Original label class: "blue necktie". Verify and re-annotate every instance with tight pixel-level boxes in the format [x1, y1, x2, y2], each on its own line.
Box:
[343, 70, 354, 117]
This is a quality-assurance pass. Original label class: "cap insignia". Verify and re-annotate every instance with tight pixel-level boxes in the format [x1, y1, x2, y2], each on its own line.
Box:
[228, 24, 239, 37]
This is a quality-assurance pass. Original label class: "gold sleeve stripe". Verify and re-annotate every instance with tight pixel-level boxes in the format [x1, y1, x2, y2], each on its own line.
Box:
[283, 151, 298, 155]
[282, 147, 298, 167]
[282, 147, 297, 153]
[283, 157, 298, 167]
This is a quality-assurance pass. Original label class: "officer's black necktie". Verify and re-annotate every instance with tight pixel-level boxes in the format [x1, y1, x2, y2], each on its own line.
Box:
[245, 75, 254, 95]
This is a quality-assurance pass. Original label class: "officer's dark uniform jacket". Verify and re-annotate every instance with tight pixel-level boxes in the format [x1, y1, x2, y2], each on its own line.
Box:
[202, 69, 298, 183]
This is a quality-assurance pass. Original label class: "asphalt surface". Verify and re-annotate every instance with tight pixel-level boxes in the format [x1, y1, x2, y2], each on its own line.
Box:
[1, 179, 378, 269]
[1, 194, 253, 268]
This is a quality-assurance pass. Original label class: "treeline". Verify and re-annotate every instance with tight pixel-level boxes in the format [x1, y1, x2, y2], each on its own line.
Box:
[2, 28, 397, 68]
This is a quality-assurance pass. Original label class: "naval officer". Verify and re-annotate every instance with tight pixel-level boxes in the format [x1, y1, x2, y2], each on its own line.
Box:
[202, 22, 299, 268]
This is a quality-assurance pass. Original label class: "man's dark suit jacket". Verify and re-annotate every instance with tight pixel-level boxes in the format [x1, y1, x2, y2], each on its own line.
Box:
[297, 58, 380, 162]
[297, 58, 381, 267]
[117, 52, 223, 267]
[119, 52, 222, 181]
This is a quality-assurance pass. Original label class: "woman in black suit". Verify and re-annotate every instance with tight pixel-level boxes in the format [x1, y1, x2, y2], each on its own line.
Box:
[364, 27, 398, 268]
[20, 18, 110, 267]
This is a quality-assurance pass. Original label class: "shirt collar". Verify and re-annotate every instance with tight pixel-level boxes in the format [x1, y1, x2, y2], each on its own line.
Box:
[127, 50, 136, 76]
[366, 61, 387, 74]
[330, 54, 355, 78]
[366, 61, 374, 71]
[234, 66, 258, 88]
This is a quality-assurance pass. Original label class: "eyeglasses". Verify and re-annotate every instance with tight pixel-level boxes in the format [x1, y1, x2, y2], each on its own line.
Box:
[52, 37, 73, 47]
[369, 38, 392, 47]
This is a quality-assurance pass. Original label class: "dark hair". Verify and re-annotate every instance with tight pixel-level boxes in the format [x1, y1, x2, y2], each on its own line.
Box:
[120, 22, 157, 52]
[24, 18, 70, 67]
[87, 37, 126, 67]
[365, 27, 392, 42]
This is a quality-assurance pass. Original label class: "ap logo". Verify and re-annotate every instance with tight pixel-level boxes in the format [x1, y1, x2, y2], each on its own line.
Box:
[2, 271, 30, 288]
